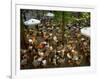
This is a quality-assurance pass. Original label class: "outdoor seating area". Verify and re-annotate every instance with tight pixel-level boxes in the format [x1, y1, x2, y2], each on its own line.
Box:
[20, 10, 90, 69]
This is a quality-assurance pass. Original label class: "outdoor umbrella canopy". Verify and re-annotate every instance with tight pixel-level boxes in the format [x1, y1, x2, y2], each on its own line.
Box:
[81, 27, 90, 37]
[45, 12, 55, 17]
[24, 18, 41, 26]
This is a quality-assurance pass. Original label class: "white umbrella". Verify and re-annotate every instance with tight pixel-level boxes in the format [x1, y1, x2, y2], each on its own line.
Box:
[24, 19, 40, 26]
[45, 12, 55, 18]
[81, 27, 90, 37]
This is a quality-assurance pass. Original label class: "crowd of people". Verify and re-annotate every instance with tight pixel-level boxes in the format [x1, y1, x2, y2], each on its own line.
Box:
[20, 19, 90, 69]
